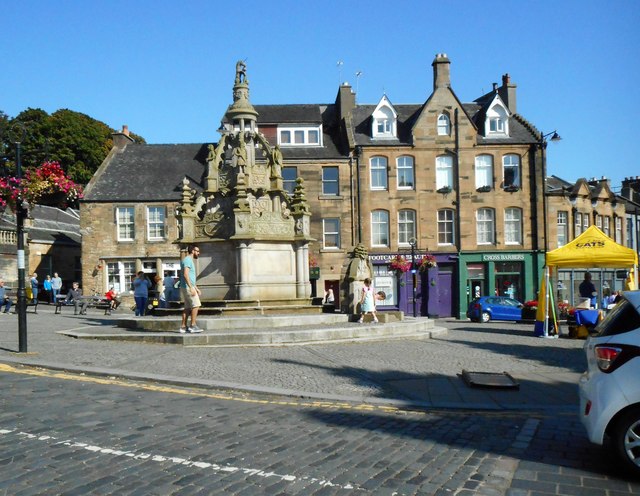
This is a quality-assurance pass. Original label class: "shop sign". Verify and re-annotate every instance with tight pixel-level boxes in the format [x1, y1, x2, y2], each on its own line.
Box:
[309, 267, 320, 280]
[482, 254, 525, 262]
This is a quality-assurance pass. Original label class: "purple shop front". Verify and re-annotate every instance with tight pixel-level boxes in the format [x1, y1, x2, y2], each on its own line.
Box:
[369, 253, 455, 318]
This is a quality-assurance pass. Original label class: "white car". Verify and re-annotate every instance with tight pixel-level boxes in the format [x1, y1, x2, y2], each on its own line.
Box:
[579, 290, 640, 477]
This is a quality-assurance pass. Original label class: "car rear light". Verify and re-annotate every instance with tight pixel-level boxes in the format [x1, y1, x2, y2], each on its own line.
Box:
[473, 303, 481, 310]
[595, 346, 622, 372]
[584, 400, 592, 416]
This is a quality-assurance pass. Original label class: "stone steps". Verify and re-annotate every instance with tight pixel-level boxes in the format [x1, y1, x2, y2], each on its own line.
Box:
[58, 314, 444, 347]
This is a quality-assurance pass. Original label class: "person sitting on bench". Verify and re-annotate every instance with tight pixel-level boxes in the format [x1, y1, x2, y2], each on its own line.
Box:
[65, 282, 89, 315]
[104, 287, 120, 314]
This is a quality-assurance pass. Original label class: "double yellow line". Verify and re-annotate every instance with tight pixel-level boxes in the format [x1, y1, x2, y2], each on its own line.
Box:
[0, 362, 402, 414]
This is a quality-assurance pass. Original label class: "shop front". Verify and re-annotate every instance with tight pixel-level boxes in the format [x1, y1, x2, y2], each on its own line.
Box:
[369, 253, 456, 317]
[457, 252, 540, 319]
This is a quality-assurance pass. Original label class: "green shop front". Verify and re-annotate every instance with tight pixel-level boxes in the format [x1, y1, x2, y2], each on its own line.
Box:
[456, 252, 543, 319]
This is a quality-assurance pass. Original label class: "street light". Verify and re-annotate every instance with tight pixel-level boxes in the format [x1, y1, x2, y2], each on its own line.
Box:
[11, 123, 28, 353]
[540, 130, 562, 252]
[408, 237, 418, 317]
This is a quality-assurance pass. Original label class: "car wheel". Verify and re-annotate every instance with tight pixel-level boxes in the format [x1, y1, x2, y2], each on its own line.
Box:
[481, 312, 491, 323]
[611, 407, 640, 477]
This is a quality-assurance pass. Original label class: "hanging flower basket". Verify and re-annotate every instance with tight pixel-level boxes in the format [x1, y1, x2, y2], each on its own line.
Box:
[418, 254, 437, 272]
[389, 255, 411, 274]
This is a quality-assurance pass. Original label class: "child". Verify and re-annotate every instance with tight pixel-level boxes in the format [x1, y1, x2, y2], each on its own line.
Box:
[358, 278, 379, 323]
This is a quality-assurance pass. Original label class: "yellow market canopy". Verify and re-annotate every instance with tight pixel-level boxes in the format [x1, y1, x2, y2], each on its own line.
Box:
[546, 225, 638, 269]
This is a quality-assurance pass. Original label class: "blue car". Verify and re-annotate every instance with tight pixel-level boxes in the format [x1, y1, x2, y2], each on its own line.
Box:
[467, 296, 523, 323]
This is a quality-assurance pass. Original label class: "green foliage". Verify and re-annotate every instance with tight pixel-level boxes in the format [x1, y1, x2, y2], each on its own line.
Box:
[0, 108, 146, 185]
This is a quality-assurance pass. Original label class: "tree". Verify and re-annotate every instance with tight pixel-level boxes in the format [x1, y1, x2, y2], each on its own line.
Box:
[0, 108, 146, 185]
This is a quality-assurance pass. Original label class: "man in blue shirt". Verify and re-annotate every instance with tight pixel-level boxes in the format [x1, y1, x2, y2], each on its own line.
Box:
[179, 245, 202, 333]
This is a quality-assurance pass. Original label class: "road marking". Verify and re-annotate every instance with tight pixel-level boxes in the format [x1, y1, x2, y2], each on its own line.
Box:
[0, 362, 400, 413]
[0, 428, 364, 492]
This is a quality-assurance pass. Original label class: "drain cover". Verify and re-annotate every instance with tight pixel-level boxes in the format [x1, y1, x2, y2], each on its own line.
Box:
[460, 370, 519, 389]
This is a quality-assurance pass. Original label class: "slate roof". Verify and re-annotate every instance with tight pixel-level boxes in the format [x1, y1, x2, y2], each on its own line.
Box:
[350, 102, 538, 147]
[83, 144, 210, 202]
[254, 104, 348, 160]
[0, 205, 80, 245]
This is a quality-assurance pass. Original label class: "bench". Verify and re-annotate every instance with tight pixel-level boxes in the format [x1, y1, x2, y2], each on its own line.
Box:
[55, 295, 112, 315]
[5, 291, 39, 314]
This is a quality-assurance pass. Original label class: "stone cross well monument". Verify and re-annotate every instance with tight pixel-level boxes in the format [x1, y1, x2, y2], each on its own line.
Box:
[176, 62, 313, 302]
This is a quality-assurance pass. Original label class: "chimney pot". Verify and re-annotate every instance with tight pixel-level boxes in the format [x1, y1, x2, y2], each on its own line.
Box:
[122, 125, 129, 136]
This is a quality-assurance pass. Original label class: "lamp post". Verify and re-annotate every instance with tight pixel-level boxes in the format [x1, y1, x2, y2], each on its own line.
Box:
[540, 130, 562, 253]
[12, 124, 28, 352]
[539, 130, 561, 339]
[408, 237, 418, 317]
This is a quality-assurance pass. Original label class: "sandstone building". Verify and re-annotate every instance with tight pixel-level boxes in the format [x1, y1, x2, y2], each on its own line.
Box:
[80, 56, 635, 318]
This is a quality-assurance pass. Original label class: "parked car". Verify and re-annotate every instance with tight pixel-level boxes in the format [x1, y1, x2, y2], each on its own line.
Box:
[466, 296, 523, 323]
[579, 290, 640, 477]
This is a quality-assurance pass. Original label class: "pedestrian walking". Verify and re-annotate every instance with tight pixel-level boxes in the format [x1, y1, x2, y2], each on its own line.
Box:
[132, 271, 152, 317]
[43, 275, 53, 304]
[179, 245, 202, 333]
[30, 273, 39, 304]
[162, 272, 176, 308]
[358, 278, 379, 324]
[51, 272, 62, 304]
[0, 279, 12, 314]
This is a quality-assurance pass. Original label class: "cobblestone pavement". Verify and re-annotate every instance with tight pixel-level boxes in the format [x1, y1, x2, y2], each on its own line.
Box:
[2, 366, 639, 495]
[0, 308, 585, 411]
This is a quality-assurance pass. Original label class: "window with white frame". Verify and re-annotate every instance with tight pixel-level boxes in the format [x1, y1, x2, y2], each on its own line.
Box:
[282, 167, 297, 196]
[504, 208, 522, 245]
[502, 154, 520, 188]
[438, 209, 455, 245]
[278, 126, 322, 146]
[322, 167, 339, 196]
[371, 210, 389, 246]
[476, 208, 495, 245]
[437, 114, 450, 136]
[370, 156, 388, 190]
[583, 213, 589, 232]
[371, 98, 397, 138]
[322, 218, 341, 249]
[116, 207, 135, 241]
[603, 216, 610, 236]
[475, 155, 493, 189]
[398, 210, 416, 245]
[596, 215, 602, 230]
[616, 216, 622, 243]
[396, 156, 414, 189]
[557, 211, 569, 247]
[107, 261, 136, 293]
[147, 206, 166, 240]
[486, 103, 509, 136]
[575, 212, 583, 236]
[435, 155, 453, 190]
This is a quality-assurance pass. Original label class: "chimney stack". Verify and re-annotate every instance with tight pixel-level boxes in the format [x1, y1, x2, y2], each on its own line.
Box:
[498, 73, 517, 113]
[432, 53, 451, 90]
[336, 82, 356, 120]
[112, 124, 134, 149]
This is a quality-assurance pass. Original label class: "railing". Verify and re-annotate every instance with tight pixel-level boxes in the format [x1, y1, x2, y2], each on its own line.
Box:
[0, 229, 17, 245]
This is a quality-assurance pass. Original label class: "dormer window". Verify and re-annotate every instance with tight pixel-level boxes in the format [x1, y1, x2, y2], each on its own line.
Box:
[371, 95, 397, 139]
[437, 113, 451, 136]
[484, 96, 510, 137]
[278, 125, 322, 146]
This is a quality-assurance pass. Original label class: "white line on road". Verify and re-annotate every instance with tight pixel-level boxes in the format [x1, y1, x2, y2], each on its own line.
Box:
[0, 428, 365, 492]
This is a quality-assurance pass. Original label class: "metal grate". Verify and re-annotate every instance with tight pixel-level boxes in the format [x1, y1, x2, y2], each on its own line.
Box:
[460, 370, 520, 389]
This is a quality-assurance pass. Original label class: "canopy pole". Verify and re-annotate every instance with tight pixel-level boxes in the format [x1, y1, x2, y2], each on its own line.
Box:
[544, 266, 550, 337]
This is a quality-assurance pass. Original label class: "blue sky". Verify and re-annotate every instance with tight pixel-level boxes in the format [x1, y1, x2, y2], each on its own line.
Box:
[3, 0, 639, 190]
